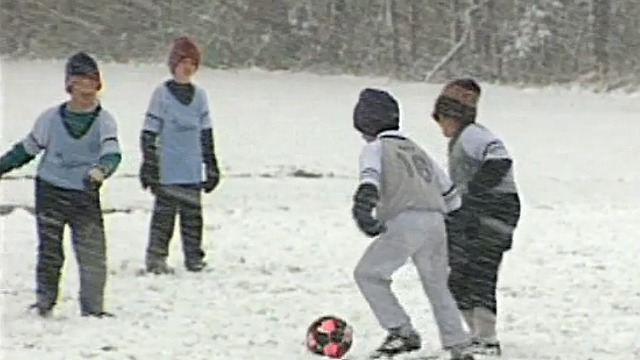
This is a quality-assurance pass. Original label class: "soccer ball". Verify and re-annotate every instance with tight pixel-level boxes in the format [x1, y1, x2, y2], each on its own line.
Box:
[305, 315, 354, 358]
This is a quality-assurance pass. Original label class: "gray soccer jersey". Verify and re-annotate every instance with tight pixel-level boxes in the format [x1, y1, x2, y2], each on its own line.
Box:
[448, 124, 517, 195]
[359, 130, 460, 222]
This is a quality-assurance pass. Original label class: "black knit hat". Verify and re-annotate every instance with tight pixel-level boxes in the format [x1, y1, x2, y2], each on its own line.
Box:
[65, 52, 101, 93]
[432, 78, 481, 124]
[353, 88, 400, 137]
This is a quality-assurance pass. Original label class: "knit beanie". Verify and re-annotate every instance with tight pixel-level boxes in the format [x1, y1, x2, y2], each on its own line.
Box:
[168, 36, 201, 74]
[432, 78, 481, 124]
[353, 88, 400, 137]
[65, 52, 101, 93]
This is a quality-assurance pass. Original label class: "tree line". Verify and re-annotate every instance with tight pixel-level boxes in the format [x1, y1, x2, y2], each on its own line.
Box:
[1, 0, 638, 90]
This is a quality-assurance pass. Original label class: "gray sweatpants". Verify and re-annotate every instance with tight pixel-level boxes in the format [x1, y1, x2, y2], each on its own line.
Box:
[354, 210, 469, 348]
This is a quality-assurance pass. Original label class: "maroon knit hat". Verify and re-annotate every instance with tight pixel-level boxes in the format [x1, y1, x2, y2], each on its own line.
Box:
[168, 36, 201, 74]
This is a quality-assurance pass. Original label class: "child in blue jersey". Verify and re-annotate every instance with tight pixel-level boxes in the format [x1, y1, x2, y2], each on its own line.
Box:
[0, 52, 121, 318]
[139, 36, 220, 274]
[432, 79, 521, 356]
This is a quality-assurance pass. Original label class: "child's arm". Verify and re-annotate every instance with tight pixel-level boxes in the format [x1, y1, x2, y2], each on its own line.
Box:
[466, 139, 512, 194]
[433, 162, 461, 214]
[84, 111, 122, 190]
[96, 112, 122, 178]
[139, 88, 163, 190]
[199, 91, 217, 168]
[0, 112, 50, 176]
[352, 141, 385, 237]
[358, 141, 382, 188]
[200, 90, 220, 193]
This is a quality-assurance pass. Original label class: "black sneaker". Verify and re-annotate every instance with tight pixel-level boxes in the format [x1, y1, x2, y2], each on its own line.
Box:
[185, 260, 207, 272]
[448, 343, 476, 360]
[81, 311, 115, 318]
[146, 262, 175, 275]
[28, 303, 53, 318]
[368, 329, 421, 359]
[471, 338, 501, 356]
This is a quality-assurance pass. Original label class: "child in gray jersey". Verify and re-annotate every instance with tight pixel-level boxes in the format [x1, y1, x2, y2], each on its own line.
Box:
[351, 88, 474, 360]
[139, 36, 220, 274]
[0, 52, 121, 318]
[432, 78, 521, 356]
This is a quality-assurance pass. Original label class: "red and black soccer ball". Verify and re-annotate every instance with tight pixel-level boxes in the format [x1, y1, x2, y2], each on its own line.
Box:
[306, 315, 354, 358]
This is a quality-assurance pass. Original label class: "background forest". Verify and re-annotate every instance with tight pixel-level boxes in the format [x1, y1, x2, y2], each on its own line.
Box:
[1, 0, 639, 90]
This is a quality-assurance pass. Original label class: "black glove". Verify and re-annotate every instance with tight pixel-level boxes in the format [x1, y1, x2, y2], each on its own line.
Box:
[139, 131, 159, 193]
[200, 128, 220, 194]
[139, 160, 159, 193]
[352, 183, 386, 237]
[202, 161, 220, 193]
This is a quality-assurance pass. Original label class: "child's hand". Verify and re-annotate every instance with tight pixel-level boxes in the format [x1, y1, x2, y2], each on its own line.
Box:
[83, 167, 105, 191]
[201, 164, 219, 193]
[352, 183, 385, 237]
[356, 217, 387, 237]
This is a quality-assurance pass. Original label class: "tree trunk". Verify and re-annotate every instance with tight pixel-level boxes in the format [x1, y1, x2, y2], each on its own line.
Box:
[592, 0, 610, 76]
[408, 0, 420, 63]
[389, 0, 401, 75]
[450, 0, 463, 44]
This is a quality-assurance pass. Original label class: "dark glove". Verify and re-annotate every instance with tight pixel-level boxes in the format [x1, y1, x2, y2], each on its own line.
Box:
[352, 183, 386, 237]
[139, 160, 159, 193]
[202, 161, 220, 193]
[140, 130, 159, 193]
[200, 128, 220, 194]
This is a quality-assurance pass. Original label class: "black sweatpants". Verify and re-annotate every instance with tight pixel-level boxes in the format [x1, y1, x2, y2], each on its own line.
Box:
[145, 184, 204, 267]
[448, 193, 520, 314]
[34, 178, 107, 315]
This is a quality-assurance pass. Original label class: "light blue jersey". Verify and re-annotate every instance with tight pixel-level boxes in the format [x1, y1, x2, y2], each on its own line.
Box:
[143, 83, 213, 185]
[20, 104, 121, 191]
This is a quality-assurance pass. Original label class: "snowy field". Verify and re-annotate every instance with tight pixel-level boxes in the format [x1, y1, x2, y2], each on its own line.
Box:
[1, 60, 639, 360]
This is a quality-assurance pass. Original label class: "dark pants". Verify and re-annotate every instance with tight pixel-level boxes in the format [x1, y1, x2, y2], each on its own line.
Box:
[448, 242, 504, 314]
[34, 178, 107, 314]
[145, 184, 204, 267]
[448, 193, 520, 315]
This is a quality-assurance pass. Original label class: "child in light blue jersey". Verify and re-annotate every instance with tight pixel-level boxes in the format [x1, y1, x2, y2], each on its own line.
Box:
[0, 52, 121, 318]
[139, 36, 220, 274]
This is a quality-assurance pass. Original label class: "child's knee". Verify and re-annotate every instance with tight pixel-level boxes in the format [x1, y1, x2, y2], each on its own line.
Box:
[353, 262, 387, 284]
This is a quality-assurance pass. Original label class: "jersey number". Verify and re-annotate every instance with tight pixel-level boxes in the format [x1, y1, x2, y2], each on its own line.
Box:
[397, 151, 433, 183]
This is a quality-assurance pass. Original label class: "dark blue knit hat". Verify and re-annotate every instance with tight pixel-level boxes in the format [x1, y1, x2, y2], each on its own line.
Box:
[353, 88, 400, 137]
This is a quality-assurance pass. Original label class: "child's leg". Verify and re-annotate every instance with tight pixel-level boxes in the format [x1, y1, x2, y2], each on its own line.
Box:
[68, 189, 107, 315]
[468, 214, 513, 341]
[411, 212, 470, 349]
[34, 179, 69, 311]
[145, 185, 178, 270]
[447, 243, 475, 333]
[353, 213, 423, 333]
[468, 248, 503, 340]
[177, 184, 205, 270]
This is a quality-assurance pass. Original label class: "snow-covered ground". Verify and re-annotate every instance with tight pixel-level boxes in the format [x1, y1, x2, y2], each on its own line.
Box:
[1, 60, 639, 360]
